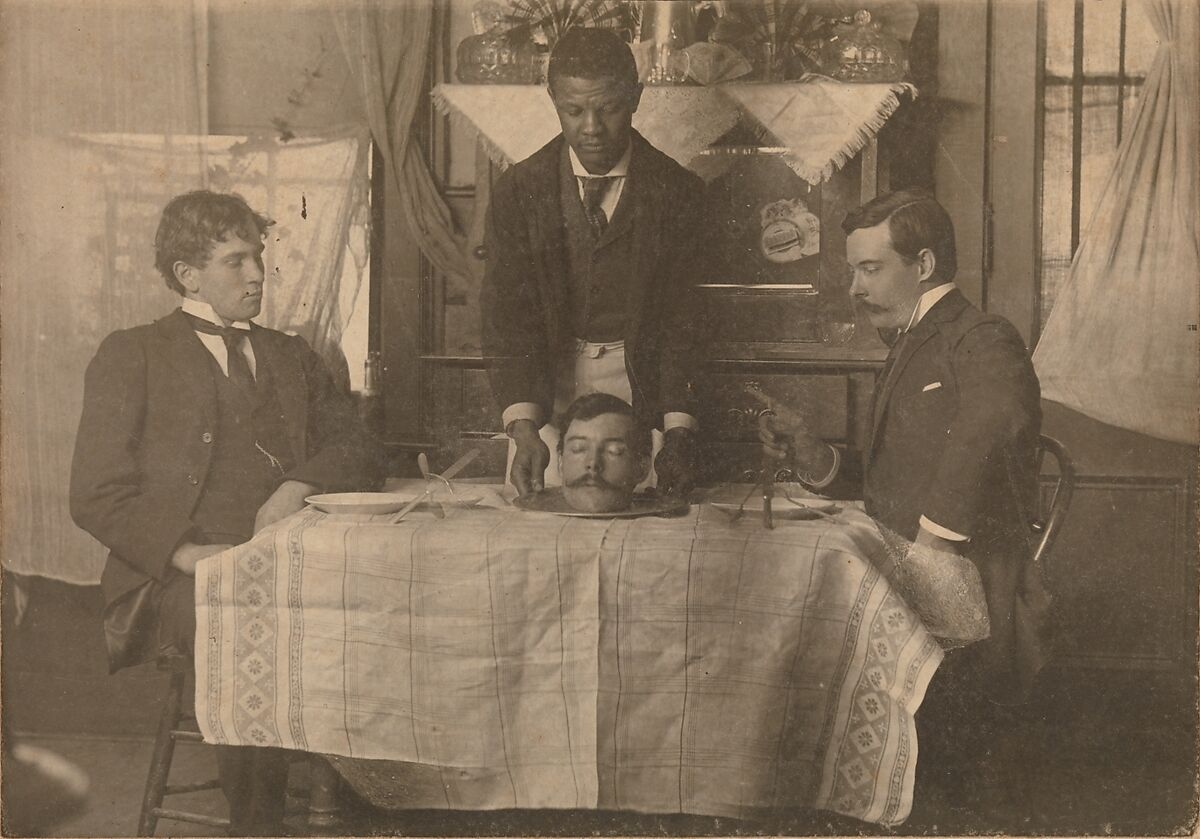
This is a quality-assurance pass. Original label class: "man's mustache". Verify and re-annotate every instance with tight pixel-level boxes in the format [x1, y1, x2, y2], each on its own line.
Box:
[566, 474, 621, 491]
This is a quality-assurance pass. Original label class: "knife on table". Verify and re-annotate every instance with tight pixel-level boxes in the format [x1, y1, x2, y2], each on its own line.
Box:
[389, 449, 481, 523]
[416, 453, 443, 518]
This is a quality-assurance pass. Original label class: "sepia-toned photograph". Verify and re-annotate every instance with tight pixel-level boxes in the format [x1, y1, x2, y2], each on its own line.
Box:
[1, 0, 1196, 836]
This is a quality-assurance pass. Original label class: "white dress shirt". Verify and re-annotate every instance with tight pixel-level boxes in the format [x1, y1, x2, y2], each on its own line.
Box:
[568, 143, 630, 221]
[181, 298, 256, 380]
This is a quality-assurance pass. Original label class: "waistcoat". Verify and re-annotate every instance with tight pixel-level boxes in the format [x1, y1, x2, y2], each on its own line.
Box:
[191, 350, 296, 544]
[559, 147, 637, 343]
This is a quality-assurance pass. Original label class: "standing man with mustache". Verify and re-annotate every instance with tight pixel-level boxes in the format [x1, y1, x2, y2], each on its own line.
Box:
[758, 189, 1049, 806]
[481, 27, 709, 498]
[70, 190, 382, 835]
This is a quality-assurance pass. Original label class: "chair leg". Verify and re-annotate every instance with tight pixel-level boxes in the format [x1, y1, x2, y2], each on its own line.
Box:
[307, 756, 342, 833]
[138, 669, 185, 837]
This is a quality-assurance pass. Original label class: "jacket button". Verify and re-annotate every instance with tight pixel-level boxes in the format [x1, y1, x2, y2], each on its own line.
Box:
[201, 432, 213, 443]
[187, 474, 199, 486]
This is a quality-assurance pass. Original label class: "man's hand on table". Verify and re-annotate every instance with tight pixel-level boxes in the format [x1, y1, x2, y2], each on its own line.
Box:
[655, 427, 699, 497]
[170, 542, 234, 576]
[508, 419, 550, 496]
[254, 480, 319, 534]
[757, 413, 835, 479]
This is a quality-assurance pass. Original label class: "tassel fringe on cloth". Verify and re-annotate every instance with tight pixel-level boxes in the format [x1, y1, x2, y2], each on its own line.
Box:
[432, 80, 915, 185]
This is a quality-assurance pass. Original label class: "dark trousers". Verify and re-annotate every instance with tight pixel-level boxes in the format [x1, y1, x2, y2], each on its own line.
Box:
[910, 650, 1024, 829]
[159, 573, 290, 835]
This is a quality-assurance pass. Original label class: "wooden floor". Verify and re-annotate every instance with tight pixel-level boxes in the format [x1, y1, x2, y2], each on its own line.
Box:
[4, 575, 1196, 837]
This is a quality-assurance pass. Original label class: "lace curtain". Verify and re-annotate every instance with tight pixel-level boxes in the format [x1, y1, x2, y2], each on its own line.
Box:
[1, 2, 369, 584]
[1033, 0, 1199, 444]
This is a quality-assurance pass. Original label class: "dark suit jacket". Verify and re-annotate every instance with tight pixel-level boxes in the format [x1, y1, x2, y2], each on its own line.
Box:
[864, 288, 1049, 702]
[70, 309, 383, 671]
[480, 131, 708, 428]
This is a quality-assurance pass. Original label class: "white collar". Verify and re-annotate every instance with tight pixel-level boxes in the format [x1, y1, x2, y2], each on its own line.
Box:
[905, 282, 958, 332]
[181, 297, 252, 331]
[569, 141, 631, 178]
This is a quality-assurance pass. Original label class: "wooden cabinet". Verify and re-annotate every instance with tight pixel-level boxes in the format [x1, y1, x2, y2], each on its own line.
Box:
[380, 3, 922, 482]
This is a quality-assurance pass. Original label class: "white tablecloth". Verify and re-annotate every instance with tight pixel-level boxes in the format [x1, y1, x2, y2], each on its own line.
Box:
[194, 491, 941, 826]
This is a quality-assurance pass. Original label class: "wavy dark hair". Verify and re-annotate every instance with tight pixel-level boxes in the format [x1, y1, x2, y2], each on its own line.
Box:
[842, 189, 957, 284]
[154, 190, 272, 295]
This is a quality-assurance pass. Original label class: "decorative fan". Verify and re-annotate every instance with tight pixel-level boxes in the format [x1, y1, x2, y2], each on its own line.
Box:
[711, 0, 917, 80]
[505, 0, 635, 47]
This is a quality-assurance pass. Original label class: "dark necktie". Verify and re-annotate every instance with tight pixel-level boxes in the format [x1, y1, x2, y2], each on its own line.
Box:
[878, 329, 910, 389]
[185, 314, 256, 394]
[579, 176, 616, 238]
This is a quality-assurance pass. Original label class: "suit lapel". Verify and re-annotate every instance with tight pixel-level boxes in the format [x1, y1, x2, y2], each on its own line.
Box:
[870, 326, 935, 445]
[250, 327, 308, 462]
[869, 288, 970, 452]
[155, 309, 218, 419]
[532, 140, 571, 345]
[621, 134, 658, 348]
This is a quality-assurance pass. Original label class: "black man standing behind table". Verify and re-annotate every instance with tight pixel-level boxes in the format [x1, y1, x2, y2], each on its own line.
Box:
[69, 191, 383, 835]
[759, 189, 1049, 706]
[480, 27, 709, 498]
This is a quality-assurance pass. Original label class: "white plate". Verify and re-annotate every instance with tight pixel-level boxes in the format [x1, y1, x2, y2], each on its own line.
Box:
[306, 491, 481, 515]
[705, 484, 840, 521]
[709, 500, 840, 521]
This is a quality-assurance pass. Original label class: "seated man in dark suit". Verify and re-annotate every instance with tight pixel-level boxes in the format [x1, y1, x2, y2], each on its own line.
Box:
[70, 190, 382, 834]
[758, 189, 1049, 808]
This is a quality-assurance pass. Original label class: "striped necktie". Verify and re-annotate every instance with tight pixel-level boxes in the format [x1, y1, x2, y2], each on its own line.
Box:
[579, 176, 616, 238]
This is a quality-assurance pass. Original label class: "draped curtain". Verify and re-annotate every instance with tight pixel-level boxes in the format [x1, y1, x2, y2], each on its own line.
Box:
[1032, 0, 1199, 444]
[331, 0, 471, 287]
[1, 1, 369, 583]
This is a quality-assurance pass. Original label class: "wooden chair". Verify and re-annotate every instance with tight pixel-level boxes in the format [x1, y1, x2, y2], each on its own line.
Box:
[1032, 434, 1075, 570]
[137, 654, 230, 836]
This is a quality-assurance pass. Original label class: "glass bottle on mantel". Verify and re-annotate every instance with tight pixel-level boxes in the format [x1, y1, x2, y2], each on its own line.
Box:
[359, 351, 384, 435]
[456, 26, 536, 84]
[820, 9, 908, 83]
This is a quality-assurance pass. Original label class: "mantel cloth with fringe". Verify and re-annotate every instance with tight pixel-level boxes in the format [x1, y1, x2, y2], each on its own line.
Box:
[194, 493, 942, 827]
[432, 80, 915, 185]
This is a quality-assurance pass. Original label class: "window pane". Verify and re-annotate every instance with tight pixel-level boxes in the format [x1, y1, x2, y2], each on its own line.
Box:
[1079, 85, 1122, 232]
[1123, 1, 1161, 77]
[1083, 0, 1123, 76]
[1044, 0, 1077, 78]
[1040, 85, 1074, 325]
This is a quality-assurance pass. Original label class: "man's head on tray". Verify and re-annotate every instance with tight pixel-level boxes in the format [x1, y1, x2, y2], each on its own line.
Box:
[548, 27, 642, 176]
[844, 189, 957, 329]
[556, 392, 651, 513]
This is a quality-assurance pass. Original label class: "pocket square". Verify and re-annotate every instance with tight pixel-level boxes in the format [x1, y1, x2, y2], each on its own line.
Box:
[922, 381, 943, 392]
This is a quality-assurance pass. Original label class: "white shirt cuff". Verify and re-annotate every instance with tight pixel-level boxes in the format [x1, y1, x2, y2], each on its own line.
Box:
[919, 516, 970, 542]
[502, 402, 543, 432]
[799, 443, 840, 489]
[663, 412, 698, 432]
